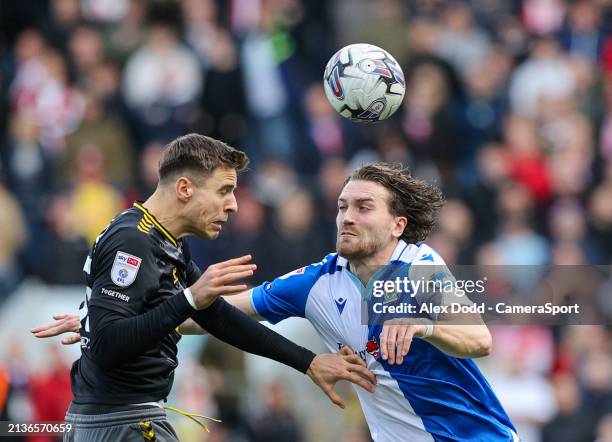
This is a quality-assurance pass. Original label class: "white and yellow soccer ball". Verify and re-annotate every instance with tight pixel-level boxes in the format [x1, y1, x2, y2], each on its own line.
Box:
[323, 43, 406, 123]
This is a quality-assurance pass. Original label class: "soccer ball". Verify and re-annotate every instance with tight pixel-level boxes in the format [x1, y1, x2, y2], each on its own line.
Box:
[323, 43, 405, 122]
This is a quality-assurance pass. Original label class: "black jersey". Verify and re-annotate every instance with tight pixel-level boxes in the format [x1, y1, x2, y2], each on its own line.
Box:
[71, 201, 201, 404]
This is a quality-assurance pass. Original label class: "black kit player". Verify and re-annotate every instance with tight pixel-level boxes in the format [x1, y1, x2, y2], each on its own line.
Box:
[52, 134, 375, 442]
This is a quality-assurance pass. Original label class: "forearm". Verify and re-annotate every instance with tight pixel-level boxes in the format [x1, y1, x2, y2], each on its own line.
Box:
[425, 321, 492, 358]
[179, 291, 260, 335]
[190, 298, 316, 373]
[178, 318, 206, 335]
[89, 294, 194, 368]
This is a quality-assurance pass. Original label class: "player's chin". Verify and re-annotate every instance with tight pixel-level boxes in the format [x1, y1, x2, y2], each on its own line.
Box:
[336, 239, 359, 257]
[199, 227, 220, 240]
[207, 230, 221, 240]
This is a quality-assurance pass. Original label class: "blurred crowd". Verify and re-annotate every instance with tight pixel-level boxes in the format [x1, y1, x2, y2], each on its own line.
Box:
[0, 0, 611, 441]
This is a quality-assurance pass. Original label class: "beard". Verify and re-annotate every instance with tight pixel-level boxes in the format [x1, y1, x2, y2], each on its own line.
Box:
[336, 232, 380, 261]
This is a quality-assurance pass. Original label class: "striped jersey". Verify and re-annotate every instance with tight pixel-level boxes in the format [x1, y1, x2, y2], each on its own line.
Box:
[251, 240, 518, 442]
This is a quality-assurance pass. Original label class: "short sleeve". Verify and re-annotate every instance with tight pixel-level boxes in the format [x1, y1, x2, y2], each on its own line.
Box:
[87, 228, 160, 316]
[251, 263, 324, 324]
[408, 244, 472, 319]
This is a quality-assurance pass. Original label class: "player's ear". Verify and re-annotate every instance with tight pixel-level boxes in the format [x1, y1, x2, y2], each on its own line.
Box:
[175, 176, 194, 202]
[393, 216, 407, 239]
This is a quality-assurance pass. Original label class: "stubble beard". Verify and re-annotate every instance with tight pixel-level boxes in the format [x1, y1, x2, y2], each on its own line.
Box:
[336, 233, 380, 261]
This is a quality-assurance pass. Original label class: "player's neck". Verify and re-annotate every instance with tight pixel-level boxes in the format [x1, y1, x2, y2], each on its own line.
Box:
[348, 241, 398, 286]
[141, 191, 185, 239]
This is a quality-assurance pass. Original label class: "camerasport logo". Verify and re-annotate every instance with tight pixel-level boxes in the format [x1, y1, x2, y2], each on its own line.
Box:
[111, 251, 142, 287]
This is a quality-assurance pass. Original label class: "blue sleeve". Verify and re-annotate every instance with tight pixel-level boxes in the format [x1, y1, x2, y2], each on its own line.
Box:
[251, 262, 326, 324]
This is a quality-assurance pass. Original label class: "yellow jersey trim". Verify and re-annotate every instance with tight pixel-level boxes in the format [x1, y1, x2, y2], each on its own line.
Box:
[136, 224, 150, 234]
[133, 202, 178, 247]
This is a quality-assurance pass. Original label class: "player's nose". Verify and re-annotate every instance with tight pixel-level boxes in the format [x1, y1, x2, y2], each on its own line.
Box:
[225, 194, 238, 213]
[341, 207, 356, 224]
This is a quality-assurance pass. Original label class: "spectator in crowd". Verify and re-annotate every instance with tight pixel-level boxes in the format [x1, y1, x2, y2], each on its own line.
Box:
[248, 381, 303, 442]
[122, 18, 202, 144]
[0, 177, 27, 298]
[61, 92, 133, 189]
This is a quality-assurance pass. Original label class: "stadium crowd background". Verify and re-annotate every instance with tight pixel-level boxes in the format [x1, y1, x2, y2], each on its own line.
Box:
[0, 0, 611, 441]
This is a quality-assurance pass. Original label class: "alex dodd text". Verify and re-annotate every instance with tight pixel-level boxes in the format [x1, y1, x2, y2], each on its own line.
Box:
[372, 301, 580, 316]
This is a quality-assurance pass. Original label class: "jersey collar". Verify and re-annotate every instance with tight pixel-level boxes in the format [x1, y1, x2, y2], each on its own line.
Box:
[133, 201, 178, 247]
[336, 240, 412, 269]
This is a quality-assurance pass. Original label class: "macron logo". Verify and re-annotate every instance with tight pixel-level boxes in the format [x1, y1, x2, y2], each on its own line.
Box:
[335, 297, 347, 315]
[420, 253, 434, 262]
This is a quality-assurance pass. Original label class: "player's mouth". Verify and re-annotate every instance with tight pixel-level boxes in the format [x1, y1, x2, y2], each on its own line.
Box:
[211, 221, 226, 231]
[340, 231, 357, 237]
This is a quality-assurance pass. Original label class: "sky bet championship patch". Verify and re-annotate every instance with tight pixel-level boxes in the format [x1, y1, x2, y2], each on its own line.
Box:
[110, 251, 142, 287]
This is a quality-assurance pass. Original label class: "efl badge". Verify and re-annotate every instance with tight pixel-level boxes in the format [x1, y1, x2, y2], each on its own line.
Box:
[278, 267, 306, 280]
[111, 251, 142, 287]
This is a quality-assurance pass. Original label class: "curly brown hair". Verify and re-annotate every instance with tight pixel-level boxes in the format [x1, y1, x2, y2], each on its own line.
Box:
[343, 163, 444, 243]
[158, 134, 249, 184]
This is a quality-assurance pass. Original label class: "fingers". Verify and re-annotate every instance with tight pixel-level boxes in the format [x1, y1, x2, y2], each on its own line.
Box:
[203, 263, 256, 290]
[52, 314, 69, 320]
[217, 264, 257, 275]
[388, 326, 399, 365]
[395, 327, 407, 364]
[339, 347, 371, 372]
[347, 363, 377, 387]
[346, 372, 375, 393]
[379, 326, 389, 361]
[31, 315, 81, 336]
[31, 321, 68, 336]
[397, 329, 413, 365]
[324, 387, 346, 409]
[30, 321, 56, 334]
[214, 267, 256, 285]
[32, 326, 64, 338]
[341, 352, 366, 368]
[380, 325, 399, 364]
[214, 255, 252, 269]
[61, 334, 81, 345]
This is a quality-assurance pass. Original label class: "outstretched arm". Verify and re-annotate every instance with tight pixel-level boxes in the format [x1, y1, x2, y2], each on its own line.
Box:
[178, 290, 258, 334]
[30, 291, 258, 341]
[32, 289, 377, 408]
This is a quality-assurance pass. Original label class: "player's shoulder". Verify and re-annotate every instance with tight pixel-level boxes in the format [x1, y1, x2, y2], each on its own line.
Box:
[275, 253, 339, 283]
[411, 242, 447, 266]
[97, 208, 157, 256]
[408, 242, 454, 283]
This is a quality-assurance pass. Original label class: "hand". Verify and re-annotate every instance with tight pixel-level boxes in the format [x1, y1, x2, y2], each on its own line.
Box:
[189, 255, 256, 310]
[30, 314, 82, 345]
[306, 347, 376, 409]
[380, 319, 427, 365]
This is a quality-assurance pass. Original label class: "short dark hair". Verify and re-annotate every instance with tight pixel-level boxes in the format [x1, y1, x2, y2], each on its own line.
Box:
[343, 163, 444, 243]
[158, 134, 249, 184]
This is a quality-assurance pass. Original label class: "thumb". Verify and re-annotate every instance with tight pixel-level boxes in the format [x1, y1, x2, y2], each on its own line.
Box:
[62, 335, 81, 345]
